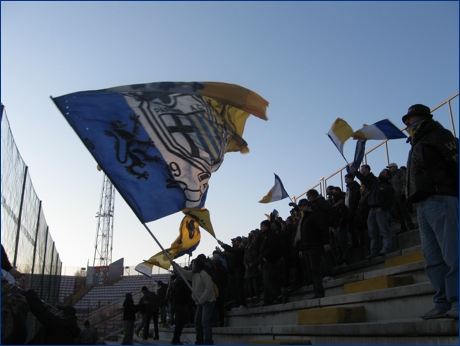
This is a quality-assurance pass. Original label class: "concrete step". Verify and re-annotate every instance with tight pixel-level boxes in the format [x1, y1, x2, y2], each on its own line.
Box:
[298, 305, 366, 324]
[385, 250, 424, 268]
[225, 281, 436, 328]
[343, 275, 413, 294]
[164, 318, 458, 345]
[283, 246, 427, 302]
[331, 244, 423, 279]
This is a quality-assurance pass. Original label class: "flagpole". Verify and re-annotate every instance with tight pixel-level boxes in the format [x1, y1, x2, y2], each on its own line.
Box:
[142, 223, 200, 301]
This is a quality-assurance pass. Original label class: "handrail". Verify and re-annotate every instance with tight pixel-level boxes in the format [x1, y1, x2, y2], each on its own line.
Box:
[293, 93, 458, 202]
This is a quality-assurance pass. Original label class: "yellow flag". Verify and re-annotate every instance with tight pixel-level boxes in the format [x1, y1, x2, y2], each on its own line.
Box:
[135, 215, 201, 274]
[182, 208, 216, 238]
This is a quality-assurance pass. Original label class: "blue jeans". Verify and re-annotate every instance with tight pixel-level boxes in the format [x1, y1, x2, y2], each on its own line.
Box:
[194, 301, 215, 345]
[367, 209, 391, 254]
[417, 195, 459, 310]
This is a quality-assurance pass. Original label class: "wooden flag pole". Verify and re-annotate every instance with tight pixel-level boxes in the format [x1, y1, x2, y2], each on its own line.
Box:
[142, 223, 200, 301]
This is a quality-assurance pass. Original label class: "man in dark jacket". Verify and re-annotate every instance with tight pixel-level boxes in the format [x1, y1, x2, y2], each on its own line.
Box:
[121, 293, 139, 344]
[24, 289, 81, 344]
[387, 162, 416, 234]
[298, 200, 331, 299]
[217, 237, 246, 310]
[345, 173, 362, 247]
[306, 189, 337, 277]
[257, 220, 281, 306]
[402, 104, 458, 320]
[351, 167, 395, 258]
[141, 286, 159, 340]
[170, 274, 192, 344]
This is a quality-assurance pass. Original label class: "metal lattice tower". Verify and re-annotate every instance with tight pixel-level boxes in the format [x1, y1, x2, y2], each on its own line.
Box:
[93, 173, 115, 269]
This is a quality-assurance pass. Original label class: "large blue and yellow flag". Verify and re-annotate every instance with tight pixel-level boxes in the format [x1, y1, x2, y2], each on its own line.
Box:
[52, 82, 268, 223]
[135, 215, 201, 275]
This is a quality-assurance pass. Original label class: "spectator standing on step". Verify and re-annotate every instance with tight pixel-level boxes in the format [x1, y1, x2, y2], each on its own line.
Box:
[387, 163, 416, 234]
[134, 292, 147, 337]
[121, 293, 139, 345]
[298, 200, 330, 299]
[350, 166, 395, 259]
[140, 286, 159, 340]
[402, 104, 459, 320]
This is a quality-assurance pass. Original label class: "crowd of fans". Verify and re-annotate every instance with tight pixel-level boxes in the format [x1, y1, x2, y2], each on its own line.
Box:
[155, 162, 419, 333]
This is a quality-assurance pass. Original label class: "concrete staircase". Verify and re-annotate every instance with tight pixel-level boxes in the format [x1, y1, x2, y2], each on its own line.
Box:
[155, 219, 459, 344]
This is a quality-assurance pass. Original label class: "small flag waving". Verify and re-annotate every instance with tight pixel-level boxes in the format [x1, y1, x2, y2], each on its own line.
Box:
[52, 82, 268, 224]
[259, 174, 289, 203]
[135, 215, 201, 276]
[347, 139, 367, 174]
[327, 118, 354, 157]
[353, 119, 407, 140]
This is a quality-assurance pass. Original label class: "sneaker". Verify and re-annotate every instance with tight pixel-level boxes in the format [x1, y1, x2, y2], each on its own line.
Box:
[446, 306, 459, 319]
[231, 306, 239, 311]
[378, 251, 389, 256]
[256, 301, 266, 307]
[153, 336, 159, 340]
[421, 307, 449, 320]
[238, 305, 246, 310]
[169, 324, 175, 329]
[322, 276, 334, 282]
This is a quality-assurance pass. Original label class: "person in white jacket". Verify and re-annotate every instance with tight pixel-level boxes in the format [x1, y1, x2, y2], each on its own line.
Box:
[174, 254, 216, 345]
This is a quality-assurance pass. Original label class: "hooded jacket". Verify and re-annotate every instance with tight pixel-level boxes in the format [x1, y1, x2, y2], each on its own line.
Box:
[406, 120, 458, 202]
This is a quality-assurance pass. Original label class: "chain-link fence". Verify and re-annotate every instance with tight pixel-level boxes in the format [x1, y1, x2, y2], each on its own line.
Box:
[1, 108, 61, 305]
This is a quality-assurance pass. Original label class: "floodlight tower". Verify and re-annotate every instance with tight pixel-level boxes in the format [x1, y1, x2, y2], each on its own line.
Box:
[93, 171, 116, 272]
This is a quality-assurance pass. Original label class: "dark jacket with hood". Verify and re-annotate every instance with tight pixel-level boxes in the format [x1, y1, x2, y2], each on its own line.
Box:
[406, 119, 459, 203]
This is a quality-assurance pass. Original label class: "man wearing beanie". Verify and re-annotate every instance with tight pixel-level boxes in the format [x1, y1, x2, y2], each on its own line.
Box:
[402, 104, 458, 320]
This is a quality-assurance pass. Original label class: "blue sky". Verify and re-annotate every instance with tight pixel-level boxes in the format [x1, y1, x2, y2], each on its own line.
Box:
[1, 1, 458, 271]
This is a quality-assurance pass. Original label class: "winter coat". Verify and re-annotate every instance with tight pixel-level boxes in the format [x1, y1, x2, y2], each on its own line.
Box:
[406, 120, 459, 202]
[299, 210, 329, 251]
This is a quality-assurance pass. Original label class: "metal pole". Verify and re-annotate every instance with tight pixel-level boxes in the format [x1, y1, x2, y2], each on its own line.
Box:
[30, 201, 42, 289]
[13, 166, 28, 267]
[142, 223, 200, 301]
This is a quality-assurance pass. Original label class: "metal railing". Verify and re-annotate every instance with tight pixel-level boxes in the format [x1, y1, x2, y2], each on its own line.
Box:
[293, 93, 459, 202]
